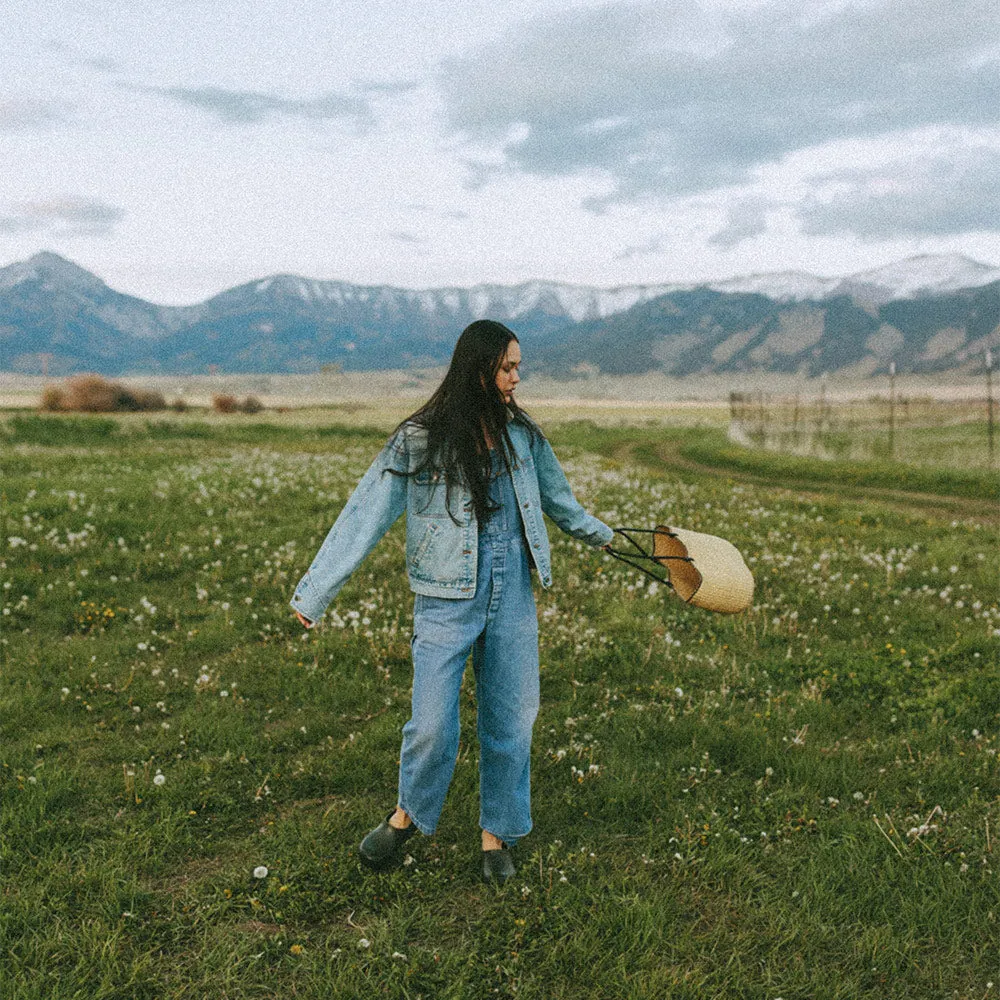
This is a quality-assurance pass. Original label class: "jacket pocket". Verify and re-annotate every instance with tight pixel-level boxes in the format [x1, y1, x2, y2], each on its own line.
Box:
[411, 470, 471, 523]
[411, 470, 452, 519]
[407, 519, 441, 576]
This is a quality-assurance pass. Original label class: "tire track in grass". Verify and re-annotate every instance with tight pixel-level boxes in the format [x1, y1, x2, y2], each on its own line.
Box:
[596, 432, 998, 527]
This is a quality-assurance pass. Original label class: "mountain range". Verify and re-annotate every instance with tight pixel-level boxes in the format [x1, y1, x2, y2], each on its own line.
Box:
[1, 251, 998, 378]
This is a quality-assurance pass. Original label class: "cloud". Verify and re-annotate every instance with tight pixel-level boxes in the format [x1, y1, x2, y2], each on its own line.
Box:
[437, 0, 1000, 208]
[0, 197, 125, 237]
[351, 78, 419, 97]
[709, 199, 773, 249]
[407, 203, 469, 221]
[387, 231, 427, 245]
[42, 40, 122, 76]
[0, 97, 65, 132]
[140, 84, 371, 125]
[615, 236, 665, 260]
[799, 145, 1000, 239]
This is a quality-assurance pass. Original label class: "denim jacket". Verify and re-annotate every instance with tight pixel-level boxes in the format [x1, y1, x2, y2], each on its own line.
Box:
[289, 418, 613, 623]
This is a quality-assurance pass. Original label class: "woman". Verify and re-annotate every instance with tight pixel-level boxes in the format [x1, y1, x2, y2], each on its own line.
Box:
[290, 319, 613, 883]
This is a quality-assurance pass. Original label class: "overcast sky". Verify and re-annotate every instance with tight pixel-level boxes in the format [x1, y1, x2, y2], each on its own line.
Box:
[2, 0, 999, 304]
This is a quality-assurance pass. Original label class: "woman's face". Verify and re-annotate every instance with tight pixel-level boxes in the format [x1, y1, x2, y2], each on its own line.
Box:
[494, 340, 522, 404]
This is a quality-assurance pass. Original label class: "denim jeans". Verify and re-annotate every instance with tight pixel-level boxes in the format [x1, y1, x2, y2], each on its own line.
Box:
[397, 465, 539, 846]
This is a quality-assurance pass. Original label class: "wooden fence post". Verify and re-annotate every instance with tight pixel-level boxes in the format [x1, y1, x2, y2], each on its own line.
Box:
[888, 361, 896, 460]
[987, 349, 995, 467]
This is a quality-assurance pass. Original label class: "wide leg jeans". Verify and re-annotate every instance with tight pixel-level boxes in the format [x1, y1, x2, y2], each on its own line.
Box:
[397, 479, 539, 846]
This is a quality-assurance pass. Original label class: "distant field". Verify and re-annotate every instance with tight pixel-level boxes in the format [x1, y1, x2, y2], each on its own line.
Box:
[0, 368, 990, 411]
[2, 409, 997, 999]
[730, 396, 999, 471]
[5, 367, 993, 474]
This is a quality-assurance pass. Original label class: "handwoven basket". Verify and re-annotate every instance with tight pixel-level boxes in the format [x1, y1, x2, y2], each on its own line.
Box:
[652, 524, 754, 614]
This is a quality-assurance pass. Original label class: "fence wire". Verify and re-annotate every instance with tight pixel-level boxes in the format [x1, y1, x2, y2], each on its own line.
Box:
[728, 392, 997, 469]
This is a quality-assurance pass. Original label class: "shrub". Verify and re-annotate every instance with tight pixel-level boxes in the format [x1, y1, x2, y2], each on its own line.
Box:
[40, 385, 66, 411]
[170, 398, 189, 413]
[212, 394, 239, 414]
[65, 375, 121, 412]
[131, 388, 167, 411]
[39, 375, 167, 413]
[211, 394, 264, 414]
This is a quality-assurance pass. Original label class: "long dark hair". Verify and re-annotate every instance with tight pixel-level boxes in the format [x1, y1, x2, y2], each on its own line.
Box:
[393, 319, 537, 523]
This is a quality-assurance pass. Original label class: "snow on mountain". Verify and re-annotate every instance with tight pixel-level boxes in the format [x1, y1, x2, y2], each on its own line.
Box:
[833, 254, 1000, 299]
[459, 280, 681, 322]
[0, 251, 108, 295]
[5, 250, 1000, 340]
[238, 254, 1000, 319]
[4, 250, 997, 377]
[244, 273, 680, 323]
[707, 270, 839, 301]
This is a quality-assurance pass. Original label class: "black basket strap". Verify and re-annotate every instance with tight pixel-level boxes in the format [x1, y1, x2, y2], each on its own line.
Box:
[603, 527, 694, 589]
[605, 547, 674, 588]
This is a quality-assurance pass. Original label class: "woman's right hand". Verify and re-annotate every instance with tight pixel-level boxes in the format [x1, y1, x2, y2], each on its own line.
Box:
[295, 610, 315, 629]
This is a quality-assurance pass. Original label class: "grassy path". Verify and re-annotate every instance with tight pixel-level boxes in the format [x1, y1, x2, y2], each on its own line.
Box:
[554, 423, 999, 526]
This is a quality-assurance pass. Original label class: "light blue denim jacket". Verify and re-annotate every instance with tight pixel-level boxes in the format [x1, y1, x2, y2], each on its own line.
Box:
[289, 418, 613, 623]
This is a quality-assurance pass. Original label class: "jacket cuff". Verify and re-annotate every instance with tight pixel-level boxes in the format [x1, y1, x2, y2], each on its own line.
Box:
[288, 598, 316, 624]
[290, 582, 325, 624]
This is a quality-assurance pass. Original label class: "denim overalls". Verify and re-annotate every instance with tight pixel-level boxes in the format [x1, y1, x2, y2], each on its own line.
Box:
[397, 454, 539, 846]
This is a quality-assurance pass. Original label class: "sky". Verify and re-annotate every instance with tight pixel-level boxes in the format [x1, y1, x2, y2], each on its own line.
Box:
[2, 0, 999, 305]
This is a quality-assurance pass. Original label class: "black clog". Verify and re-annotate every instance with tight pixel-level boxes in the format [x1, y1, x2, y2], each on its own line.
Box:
[481, 846, 516, 884]
[358, 812, 417, 871]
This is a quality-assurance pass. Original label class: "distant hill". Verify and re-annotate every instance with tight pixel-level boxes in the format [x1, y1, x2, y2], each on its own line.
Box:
[532, 283, 1000, 378]
[1, 251, 998, 377]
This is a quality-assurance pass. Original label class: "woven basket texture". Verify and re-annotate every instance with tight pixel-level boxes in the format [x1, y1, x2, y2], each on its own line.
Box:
[652, 525, 754, 614]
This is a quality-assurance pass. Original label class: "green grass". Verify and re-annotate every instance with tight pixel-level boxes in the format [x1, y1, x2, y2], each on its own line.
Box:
[552, 421, 997, 504]
[729, 397, 997, 471]
[678, 430, 998, 501]
[2, 412, 998, 999]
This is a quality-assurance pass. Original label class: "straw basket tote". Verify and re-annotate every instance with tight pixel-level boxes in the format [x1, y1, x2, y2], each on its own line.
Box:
[606, 526, 754, 614]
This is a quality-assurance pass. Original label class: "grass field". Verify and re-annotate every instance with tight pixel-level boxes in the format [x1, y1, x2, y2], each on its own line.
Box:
[729, 396, 998, 472]
[2, 408, 998, 999]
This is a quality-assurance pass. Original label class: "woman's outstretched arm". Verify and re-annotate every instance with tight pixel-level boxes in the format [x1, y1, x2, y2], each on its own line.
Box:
[289, 433, 408, 625]
[531, 434, 614, 547]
